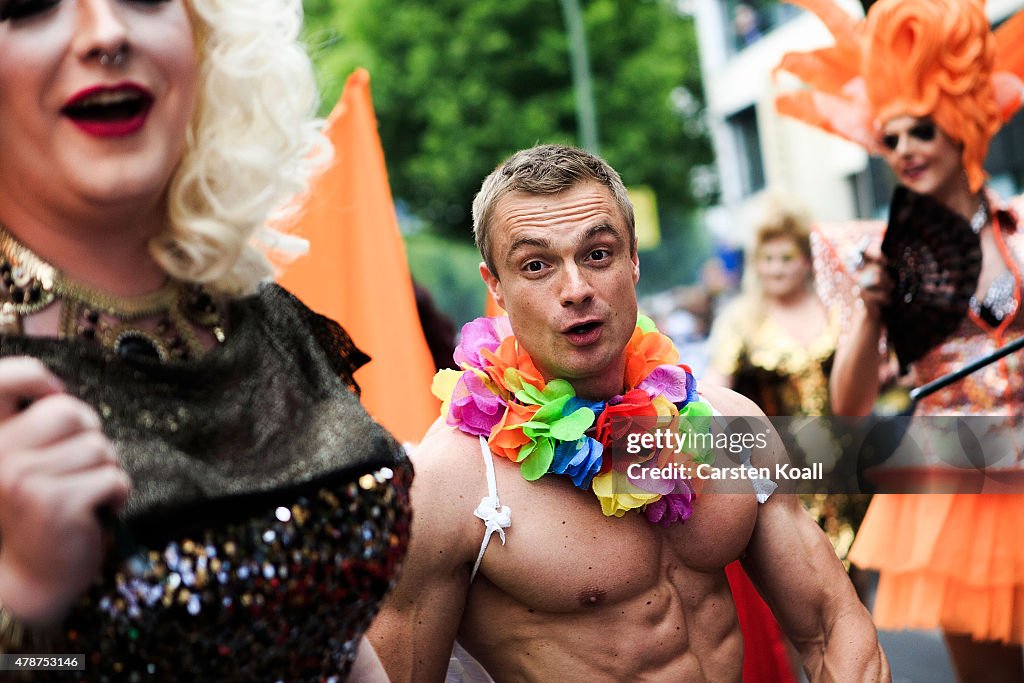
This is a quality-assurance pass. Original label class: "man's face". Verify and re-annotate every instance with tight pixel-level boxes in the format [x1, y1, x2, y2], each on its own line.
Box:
[480, 181, 640, 400]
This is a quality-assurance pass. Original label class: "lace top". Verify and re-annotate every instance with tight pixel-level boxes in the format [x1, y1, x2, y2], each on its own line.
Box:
[0, 285, 412, 680]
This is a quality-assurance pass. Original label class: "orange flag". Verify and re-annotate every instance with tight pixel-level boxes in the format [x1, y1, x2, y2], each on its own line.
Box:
[484, 289, 505, 318]
[278, 68, 437, 443]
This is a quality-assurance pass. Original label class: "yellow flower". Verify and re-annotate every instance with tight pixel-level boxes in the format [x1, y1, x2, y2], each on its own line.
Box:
[591, 471, 661, 517]
[431, 369, 463, 421]
[651, 395, 680, 429]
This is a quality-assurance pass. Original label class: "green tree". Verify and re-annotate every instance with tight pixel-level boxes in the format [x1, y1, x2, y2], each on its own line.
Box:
[303, 0, 713, 243]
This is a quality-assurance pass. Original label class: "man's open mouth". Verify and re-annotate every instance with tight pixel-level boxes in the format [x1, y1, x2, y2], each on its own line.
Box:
[567, 321, 601, 335]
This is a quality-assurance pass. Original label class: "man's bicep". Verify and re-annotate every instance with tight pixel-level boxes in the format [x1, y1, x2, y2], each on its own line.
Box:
[744, 495, 888, 680]
[368, 558, 470, 681]
[368, 431, 479, 681]
[743, 494, 844, 636]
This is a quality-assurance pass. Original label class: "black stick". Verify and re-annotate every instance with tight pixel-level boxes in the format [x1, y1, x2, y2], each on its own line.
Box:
[909, 335, 1024, 403]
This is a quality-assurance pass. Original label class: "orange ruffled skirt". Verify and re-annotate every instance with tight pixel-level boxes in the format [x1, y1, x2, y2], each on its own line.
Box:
[849, 493, 1024, 644]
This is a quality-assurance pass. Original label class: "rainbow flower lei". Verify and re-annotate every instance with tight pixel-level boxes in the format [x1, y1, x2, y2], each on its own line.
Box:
[432, 314, 713, 527]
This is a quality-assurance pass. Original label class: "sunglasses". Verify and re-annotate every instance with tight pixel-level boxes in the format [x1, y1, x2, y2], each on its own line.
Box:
[881, 122, 937, 151]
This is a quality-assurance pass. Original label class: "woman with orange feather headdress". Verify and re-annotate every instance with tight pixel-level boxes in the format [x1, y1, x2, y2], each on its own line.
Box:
[777, 0, 1024, 680]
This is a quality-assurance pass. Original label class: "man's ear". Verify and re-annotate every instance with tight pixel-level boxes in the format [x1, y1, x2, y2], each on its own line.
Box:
[480, 262, 504, 310]
[631, 249, 640, 285]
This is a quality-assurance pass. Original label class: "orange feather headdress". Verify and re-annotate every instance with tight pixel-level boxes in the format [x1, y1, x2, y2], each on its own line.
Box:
[775, 0, 1024, 192]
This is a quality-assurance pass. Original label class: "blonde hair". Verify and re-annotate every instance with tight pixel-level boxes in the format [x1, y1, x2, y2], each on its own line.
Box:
[153, 0, 330, 295]
[741, 192, 814, 297]
[472, 144, 635, 277]
[751, 193, 813, 261]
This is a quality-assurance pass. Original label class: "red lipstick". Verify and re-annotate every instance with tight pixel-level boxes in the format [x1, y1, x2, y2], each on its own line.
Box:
[61, 83, 154, 138]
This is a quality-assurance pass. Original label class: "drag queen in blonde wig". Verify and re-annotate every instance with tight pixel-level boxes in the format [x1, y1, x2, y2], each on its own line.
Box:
[0, 0, 408, 678]
[161, 0, 330, 294]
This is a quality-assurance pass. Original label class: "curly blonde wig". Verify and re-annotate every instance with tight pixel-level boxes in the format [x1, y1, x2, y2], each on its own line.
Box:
[751, 192, 813, 261]
[740, 192, 815, 300]
[154, 0, 330, 295]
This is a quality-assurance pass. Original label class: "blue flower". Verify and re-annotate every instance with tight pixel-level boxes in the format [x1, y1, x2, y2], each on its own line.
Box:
[683, 369, 698, 403]
[551, 437, 604, 489]
[565, 396, 606, 420]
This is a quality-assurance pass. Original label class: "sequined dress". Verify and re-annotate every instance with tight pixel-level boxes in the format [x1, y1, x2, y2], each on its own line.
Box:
[0, 285, 412, 681]
[817, 193, 1024, 644]
[708, 297, 838, 416]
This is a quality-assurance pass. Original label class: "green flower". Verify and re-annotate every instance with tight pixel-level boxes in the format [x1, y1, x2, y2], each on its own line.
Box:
[512, 379, 596, 480]
[678, 399, 714, 465]
[636, 314, 657, 333]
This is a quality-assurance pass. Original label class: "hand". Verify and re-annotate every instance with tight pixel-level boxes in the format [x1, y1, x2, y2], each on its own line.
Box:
[855, 246, 893, 320]
[0, 357, 130, 626]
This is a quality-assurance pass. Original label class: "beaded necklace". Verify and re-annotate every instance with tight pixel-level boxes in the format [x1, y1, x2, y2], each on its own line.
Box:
[433, 315, 713, 527]
[0, 224, 225, 362]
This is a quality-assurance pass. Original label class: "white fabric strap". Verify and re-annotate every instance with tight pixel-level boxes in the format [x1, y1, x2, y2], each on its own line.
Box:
[470, 436, 511, 582]
[446, 642, 496, 683]
[744, 460, 778, 503]
[707, 397, 777, 504]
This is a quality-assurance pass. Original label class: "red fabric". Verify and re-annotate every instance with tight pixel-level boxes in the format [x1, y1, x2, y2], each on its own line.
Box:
[726, 561, 797, 683]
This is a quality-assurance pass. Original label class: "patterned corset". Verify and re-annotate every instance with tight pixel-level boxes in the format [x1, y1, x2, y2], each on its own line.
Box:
[42, 460, 412, 682]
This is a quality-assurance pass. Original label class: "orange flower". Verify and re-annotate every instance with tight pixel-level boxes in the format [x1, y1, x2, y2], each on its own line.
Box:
[480, 337, 545, 397]
[487, 401, 540, 462]
[623, 328, 680, 389]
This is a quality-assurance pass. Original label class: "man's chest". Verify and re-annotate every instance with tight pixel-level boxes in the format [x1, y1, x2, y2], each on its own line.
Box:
[468, 464, 759, 612]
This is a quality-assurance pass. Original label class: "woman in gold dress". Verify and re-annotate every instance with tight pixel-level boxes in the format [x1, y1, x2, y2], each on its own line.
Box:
[707, 193, 838, 417]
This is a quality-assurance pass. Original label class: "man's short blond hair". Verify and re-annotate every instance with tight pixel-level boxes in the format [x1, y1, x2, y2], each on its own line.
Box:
[472, 145, 636, 277]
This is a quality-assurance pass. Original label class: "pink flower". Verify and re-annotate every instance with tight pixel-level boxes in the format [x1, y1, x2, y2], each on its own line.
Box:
[446, 371, 506, 437]
[454, 316, 513, 369]
[637, 365, 695, 403]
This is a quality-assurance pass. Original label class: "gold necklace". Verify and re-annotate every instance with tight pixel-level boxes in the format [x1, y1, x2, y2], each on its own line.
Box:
[0, 224, 226, 362]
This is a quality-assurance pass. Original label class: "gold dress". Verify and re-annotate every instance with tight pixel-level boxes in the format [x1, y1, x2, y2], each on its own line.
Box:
[708, 296, 845, 683]
[708, 297, 838, 417]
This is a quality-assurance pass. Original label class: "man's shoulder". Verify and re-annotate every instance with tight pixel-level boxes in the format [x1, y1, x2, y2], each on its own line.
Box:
[695, 381, 764, 417]
[408, 419, 492, 518]
[412, 418, 488, 475]
[695, 382, 783, 474]
[402, 420, 491, 564]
